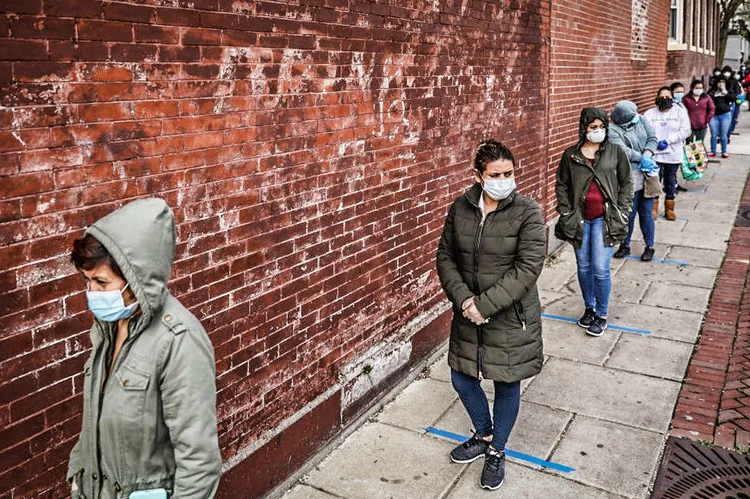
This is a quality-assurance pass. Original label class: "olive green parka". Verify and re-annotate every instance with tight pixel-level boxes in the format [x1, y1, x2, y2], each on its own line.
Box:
[67, 199, 221, 499]
[554, 108, 633, 247]
[436, 185, 546, 382]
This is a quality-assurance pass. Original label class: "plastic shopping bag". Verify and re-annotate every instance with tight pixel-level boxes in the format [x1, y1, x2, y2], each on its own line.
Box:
[681, 140, 708, 181]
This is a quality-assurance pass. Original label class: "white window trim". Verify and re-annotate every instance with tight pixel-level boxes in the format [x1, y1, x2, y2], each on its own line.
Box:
[669, 0, 684, 44]
[668, 42, 689, 51]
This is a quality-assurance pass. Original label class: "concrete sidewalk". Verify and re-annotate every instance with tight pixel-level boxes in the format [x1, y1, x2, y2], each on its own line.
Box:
[279, 121, 750, 499]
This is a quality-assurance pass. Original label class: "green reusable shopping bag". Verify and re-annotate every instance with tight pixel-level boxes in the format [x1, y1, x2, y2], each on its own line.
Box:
[681, 140, 707, 181]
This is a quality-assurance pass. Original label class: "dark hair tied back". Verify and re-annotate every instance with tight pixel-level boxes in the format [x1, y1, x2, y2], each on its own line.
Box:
[474, 139, 516, 173]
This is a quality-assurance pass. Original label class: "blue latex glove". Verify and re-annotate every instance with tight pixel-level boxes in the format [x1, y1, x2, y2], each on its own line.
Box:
[657, 140, 668, 151]
[639, 154, 658, 175]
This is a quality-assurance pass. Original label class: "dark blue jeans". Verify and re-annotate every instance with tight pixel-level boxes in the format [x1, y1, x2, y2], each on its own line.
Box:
[657, 162, 679, 200]
[574, 217, 614, 317]
[729, 102, 741, 136]
[624, 189, 655, 248]
[451, 368, 520, 451]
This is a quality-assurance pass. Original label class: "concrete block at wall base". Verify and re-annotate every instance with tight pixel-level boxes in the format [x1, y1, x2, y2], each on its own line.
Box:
[216, 303, 452, 499]
[546, 216, 567, 256]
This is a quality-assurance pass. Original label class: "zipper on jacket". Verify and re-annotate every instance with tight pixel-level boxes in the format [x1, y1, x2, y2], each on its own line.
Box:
[473, 215, 486, 379]
[513, 302, 527, 332]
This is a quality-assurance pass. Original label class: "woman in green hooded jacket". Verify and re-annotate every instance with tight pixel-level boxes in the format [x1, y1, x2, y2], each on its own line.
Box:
[555, 108, 633, 337]
[67, 198, 221, 499]
[436, 140, 546, 491]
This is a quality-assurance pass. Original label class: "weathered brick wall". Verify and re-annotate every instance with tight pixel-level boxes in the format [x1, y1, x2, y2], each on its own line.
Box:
[0, 1, 550, 497]
[666, 49, 716, 87]
[544, 0, 671, 220]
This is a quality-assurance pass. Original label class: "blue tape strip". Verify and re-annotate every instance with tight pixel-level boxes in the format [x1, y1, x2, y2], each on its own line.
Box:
[541, 313, 651, 335]
[424, 427, 576, 473]
[624, 255, 691, 266]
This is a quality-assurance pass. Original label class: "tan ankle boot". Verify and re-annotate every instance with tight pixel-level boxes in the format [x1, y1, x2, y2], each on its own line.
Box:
[665, 199, 676, 221]
[653, 198, 659, 220]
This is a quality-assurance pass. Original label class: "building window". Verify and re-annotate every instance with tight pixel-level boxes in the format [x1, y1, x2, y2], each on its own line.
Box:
[669, 0, 683, 43]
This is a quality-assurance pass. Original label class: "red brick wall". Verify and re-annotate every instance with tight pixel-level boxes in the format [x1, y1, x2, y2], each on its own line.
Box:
[544, 0, 671, 220]
[666, 49, 717, 87]
[0, 1, 550, 497]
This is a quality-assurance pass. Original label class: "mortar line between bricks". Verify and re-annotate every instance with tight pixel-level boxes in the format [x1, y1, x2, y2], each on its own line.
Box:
[670, 167, 750, 448]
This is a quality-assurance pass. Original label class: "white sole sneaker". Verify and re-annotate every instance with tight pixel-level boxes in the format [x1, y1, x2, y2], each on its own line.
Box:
[480, 479, 504, 490]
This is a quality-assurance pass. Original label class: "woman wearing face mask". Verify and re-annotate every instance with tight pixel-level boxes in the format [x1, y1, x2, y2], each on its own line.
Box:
[644, 87, 692, 221]
[555, 108, 632, 336]
[683, 79, 715, 143]
[708, 75, 737, 158]
[709, 67, 722, 88]
[727, 68, 745, 139]
[436, 140, 545, 491]
[608, 101, 659, 262]
[67, 198, 221, 499]
[670, 82, 686, 107]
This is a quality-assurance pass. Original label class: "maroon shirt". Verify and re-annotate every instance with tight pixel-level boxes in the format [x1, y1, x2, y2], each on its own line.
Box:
[584, 158, 605, 220]
[682, 94, 716, 130]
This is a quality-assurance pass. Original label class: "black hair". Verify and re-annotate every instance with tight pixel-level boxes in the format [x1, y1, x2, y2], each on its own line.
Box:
[690, 79, 704, 90]
[656, 86, 673, 97]
[71, 234, 125, 279]
[474, 139, 515, 173]
[669, 82, 684, 92]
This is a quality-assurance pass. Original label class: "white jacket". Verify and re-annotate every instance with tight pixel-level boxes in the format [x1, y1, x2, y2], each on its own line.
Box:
[643, 105, 692, 164]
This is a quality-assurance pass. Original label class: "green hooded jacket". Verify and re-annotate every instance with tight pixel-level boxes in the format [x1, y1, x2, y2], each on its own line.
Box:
[67, 199, 221, 499]
[554, 107, 634, 247]
[436, 185, 546, 382]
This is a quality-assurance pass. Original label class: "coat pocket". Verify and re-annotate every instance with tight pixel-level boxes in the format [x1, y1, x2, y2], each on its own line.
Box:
[115, 364, 150, 420]
[554, 211, 582, 241]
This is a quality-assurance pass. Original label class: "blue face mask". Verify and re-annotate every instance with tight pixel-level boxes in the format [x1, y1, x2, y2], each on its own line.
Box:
[86, 283, 138, 322]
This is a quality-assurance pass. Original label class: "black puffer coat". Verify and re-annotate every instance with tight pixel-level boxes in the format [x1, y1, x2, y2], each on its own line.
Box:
[436, 184, 546, 382]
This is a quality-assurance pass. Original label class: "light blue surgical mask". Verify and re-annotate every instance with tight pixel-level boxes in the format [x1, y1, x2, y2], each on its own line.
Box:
[86, 283, 138, 322]
[673, 92, 684, 103]
[482, 177, 516, 201]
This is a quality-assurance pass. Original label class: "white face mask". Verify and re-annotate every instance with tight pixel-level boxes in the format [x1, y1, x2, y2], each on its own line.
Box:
[735, 74, 741, 80]
[724, 72, 731, 78]
[586, 129, 606, 143]
[482, 177, 516, 201]
[693, 88, 704, 96]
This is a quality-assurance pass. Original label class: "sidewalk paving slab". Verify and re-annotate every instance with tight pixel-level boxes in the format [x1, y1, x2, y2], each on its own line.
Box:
[541, 319, 620, 365]
[640, 282, 711, 313]
[606, 302, 703, 343]
[375, 378, 458, 432]
[446, 461, 621, 499]
[550, 416, 664, 499]
[303, 423, 461, 499]
[614, 259, 717, 289]
[604, 334, 693, 381]
[523, 358, 681, 433]
[662, 245, 724, 269]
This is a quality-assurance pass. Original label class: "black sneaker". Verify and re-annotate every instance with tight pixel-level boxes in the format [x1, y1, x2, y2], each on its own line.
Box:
[614, 244, 630, 259]
[578, 308, 596, 329]
[450, 433, 490, 464]
[480, 447, 505, 490]
[587, 316, 607, 337]
[641, 246, 655, 262]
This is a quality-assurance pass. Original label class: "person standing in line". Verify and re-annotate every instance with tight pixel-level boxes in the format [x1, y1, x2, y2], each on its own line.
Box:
[670, 82, 686, 107]
[555, 108, 632, 337]
[437, 140, 545, 491]
[683, 79, 715, 143]
[725, 66, 744, 140]
[709, 67, 722, 88]
[67, 199, 222, 499]
[708, 75, 736, 158]
[608, 101, 659, 261]
[644, 87, 692, 221]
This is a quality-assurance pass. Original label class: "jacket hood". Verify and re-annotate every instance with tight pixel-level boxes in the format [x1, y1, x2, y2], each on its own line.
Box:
[610, 101, 638, 125]
[86, 198, 176, 331]
[578, 107, 609, 143]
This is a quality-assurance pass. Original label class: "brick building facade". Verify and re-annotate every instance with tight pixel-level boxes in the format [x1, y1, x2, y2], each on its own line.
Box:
[665, 0, 720, 88]
[0, 0, 712, 498]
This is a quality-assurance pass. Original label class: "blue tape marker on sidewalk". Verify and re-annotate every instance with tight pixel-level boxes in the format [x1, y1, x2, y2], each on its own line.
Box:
[625, 255, 691, 266]
[541, 313, 651, 335]
[425, 427, 576, 473]
[658, 215, 689, 221]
